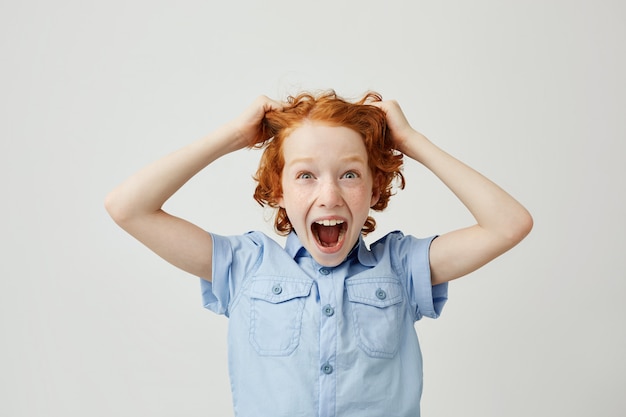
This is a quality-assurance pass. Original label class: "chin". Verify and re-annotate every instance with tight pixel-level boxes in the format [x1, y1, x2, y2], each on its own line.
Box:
[311, 253, 346, 268]
[309, 235, 358, 267]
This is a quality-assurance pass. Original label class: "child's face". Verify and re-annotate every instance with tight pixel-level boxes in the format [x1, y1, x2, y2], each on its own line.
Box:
[278, 122, 380, 267]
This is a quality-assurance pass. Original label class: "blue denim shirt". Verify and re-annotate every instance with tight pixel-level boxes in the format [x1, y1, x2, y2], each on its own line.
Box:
[201, 230, 448, 417]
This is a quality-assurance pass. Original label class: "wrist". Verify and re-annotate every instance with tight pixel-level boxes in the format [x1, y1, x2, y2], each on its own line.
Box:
[395, 129, 429, 159]
[212, 122, 249, 154]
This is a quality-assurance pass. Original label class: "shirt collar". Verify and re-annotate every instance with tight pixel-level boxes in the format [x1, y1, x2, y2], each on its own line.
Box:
[285, 231, 377, 267]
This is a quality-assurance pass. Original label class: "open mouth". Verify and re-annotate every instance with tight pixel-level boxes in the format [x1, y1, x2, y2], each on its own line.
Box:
[311, 219, 347, 248]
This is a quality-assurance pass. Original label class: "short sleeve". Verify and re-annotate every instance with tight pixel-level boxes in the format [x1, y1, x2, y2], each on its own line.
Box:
[200, 232, 264, 317]
[392, 233, 448, 321]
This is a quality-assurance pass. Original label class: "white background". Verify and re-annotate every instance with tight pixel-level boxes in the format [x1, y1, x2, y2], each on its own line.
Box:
[1, 0, 625, 416]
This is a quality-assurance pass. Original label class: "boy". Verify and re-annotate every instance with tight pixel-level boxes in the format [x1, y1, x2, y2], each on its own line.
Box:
[105, 91, 532, 416]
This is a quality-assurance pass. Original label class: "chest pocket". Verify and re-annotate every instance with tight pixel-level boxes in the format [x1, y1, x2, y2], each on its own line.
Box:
[346, 278, 404, 359]
[249, 277, 313, 356]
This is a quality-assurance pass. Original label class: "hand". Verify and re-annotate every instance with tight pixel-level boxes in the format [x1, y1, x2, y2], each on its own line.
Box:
[227, 95, 284, 151]
[370, 100, 423, 156]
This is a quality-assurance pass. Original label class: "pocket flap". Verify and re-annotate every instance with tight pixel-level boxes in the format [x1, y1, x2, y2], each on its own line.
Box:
[250, 277, 313, 304]
[346, 278, 403, 308]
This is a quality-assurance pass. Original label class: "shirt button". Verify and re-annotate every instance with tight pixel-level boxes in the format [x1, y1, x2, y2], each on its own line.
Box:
[319, 268, 330, 275]
[321, 362, 333, 374]
[323, 305, 335, 317]
[272, 284, 283, 295]
[375, 288, 387, 300]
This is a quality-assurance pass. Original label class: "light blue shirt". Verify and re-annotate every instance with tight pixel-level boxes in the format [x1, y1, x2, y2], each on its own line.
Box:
[201, 230, 448, 417]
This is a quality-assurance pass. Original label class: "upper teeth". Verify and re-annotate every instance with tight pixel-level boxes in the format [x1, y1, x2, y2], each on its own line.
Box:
[316, 219, 344, 226]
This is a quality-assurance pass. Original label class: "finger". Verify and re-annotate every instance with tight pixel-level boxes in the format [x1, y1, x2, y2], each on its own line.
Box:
[369, 100, 391, 114]
[254, 95, 284, 114]
[263, 98, 284, 113]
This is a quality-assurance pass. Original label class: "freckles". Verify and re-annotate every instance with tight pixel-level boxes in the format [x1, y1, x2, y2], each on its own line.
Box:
[348, 184, 372, 200]
[284, 188, 312, 207]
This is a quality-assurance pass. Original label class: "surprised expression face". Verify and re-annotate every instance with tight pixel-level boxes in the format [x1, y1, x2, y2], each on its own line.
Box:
[278, 122, 380, 267]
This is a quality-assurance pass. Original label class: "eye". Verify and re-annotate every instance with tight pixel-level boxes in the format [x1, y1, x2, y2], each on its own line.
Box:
[342, 171, 359, 179]
[297, 172, 314, 180]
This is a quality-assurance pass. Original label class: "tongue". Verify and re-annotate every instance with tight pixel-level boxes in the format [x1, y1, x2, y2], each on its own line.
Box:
[318, 225, 341, 246]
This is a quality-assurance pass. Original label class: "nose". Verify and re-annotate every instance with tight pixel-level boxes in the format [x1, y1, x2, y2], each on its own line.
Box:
[317, 180, 343, 208]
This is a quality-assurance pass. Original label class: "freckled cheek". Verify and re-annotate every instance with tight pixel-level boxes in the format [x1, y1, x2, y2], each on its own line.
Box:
[281, 187, 314, 215]
[288, 188, 314, 202]
[344, 186, 372, 204]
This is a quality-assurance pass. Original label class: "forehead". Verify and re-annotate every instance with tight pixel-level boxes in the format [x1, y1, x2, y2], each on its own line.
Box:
[281, 122, 367, 163]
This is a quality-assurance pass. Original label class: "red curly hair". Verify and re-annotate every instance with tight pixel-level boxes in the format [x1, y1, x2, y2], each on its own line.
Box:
[250, 91, 405, 236]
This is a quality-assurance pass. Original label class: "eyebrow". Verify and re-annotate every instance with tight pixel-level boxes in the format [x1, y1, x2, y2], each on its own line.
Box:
[286, 155, 368, 167]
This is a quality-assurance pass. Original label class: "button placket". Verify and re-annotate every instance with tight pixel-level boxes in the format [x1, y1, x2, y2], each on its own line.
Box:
[315, 260, 338, 411]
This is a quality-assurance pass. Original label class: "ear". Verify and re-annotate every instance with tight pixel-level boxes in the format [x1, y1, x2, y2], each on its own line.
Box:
[370, 177, 381, 208]
[277, 195, 285, 208]
[370, 187, 380, 208]
[370, 190, 380, 208]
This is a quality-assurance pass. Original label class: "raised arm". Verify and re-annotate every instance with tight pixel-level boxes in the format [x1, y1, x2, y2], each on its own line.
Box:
[104, 96, 283, 281]
[372, 100, 533, 285]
